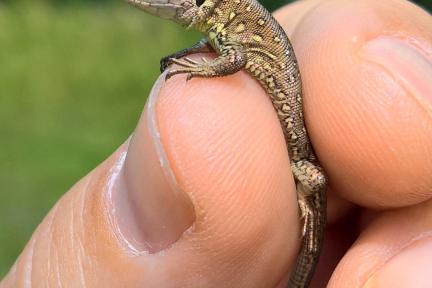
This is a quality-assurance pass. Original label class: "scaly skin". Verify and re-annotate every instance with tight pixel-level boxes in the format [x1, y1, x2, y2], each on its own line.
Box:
[127, 0, 327, 286]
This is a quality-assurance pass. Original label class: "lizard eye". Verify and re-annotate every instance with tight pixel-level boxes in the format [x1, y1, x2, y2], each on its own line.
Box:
[195, 0, 205, 7]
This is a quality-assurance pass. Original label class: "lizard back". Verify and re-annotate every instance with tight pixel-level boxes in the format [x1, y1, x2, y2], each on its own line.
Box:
[204, 0, 313, 163]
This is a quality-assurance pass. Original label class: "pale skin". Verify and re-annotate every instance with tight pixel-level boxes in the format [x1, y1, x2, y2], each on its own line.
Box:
[1, 0, 432, 287]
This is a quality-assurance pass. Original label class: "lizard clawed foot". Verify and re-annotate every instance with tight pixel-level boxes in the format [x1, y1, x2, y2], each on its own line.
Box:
[298, 194, 319, 254]
[161, 56, 199, 72]
[161, 57, 205, 72]
[298, 199, 310, 238]
[169, 57, 204, 68]
[165, 67, 203, 81]
[165, 57, 212, 81]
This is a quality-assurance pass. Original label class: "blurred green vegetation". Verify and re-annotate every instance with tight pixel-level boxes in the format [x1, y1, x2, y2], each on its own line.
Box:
[0, 0, 429, 279]
[0, 1, 199, 277]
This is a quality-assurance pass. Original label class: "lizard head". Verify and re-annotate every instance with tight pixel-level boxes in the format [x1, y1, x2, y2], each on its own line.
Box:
[127, 0, 217, 29]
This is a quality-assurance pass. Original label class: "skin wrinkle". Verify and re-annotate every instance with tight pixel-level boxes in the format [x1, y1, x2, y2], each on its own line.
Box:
[50, 200, 63, 288]
[57, 198, 71, 286]
[181, 148, 259, 236]
[32, 202, 59, 287]
[80, 175, 98, 286]
[362, 72, 429, 198]
[70, 186, 77, 282]
[209, 126, 261, 190]
[360, 37, 432, 117]
[45, 202, 59, 286]
[75, 181, 90, 288]
[82, 176, 97, 256]
[76, 239, 87, 288]
[77, 176, 91, 275]
[54, 248, 63, 288]
[21, 238, 36, 288]
[79, 175, 91, 237]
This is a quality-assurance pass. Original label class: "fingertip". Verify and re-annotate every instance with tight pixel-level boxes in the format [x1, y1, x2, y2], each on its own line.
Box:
[153, 65, 301, 285]
[329, 200, 432, 288]
[274, 0, 324, 37]
[287, 0, 432, 208]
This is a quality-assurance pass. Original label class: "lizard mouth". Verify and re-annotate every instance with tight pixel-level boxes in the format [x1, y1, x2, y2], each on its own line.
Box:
[127, 0, 182, 12]
[127, 0, 183, 20]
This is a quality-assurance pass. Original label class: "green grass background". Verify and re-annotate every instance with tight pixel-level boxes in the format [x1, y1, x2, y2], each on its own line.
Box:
[0, 0, 430, 278]
[0, 1, 200, 276]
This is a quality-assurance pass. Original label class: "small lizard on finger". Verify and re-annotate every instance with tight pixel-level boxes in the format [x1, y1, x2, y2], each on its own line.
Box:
[127, 0, 327, 286]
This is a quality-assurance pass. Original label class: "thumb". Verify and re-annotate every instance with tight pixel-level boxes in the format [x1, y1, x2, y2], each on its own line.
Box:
[1, 70, 299, 287]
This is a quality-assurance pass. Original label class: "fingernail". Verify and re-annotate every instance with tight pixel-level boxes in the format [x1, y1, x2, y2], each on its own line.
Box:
[360, 37, 432, 111]
[110, 74, 195, 253]
[363, 235, 432, 287]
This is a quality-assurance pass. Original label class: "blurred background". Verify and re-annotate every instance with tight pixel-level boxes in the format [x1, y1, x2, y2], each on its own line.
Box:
[0, 0, 430, 278]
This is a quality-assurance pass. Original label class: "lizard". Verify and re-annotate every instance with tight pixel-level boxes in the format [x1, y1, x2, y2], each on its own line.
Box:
[127, 0, 327, 287]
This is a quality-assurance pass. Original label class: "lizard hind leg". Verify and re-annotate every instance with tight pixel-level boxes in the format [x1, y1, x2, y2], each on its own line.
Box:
[291, 159, 326, 254]
[165, 48, 247, 81]
[288, 160, 327, 287]
[160, 38, 212, 72]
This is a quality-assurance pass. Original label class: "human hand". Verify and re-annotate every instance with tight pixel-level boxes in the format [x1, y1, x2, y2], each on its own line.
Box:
[1, 0, 431, 287]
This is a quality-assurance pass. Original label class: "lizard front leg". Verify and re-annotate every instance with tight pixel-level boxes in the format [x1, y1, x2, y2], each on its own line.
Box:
[289, 160, 327, 287]
[165, 47, 247, 80]
[160, 38, 213, 72]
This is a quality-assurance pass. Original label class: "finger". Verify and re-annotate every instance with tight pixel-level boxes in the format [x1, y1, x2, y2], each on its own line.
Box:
[329, 199, 432, 287]
[278, 0, 432, 208]
[138, 70, 299, 286]
[274, 0, 324, 37]
[275, 0, 358, 231]
[1, 68, 299, 287]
